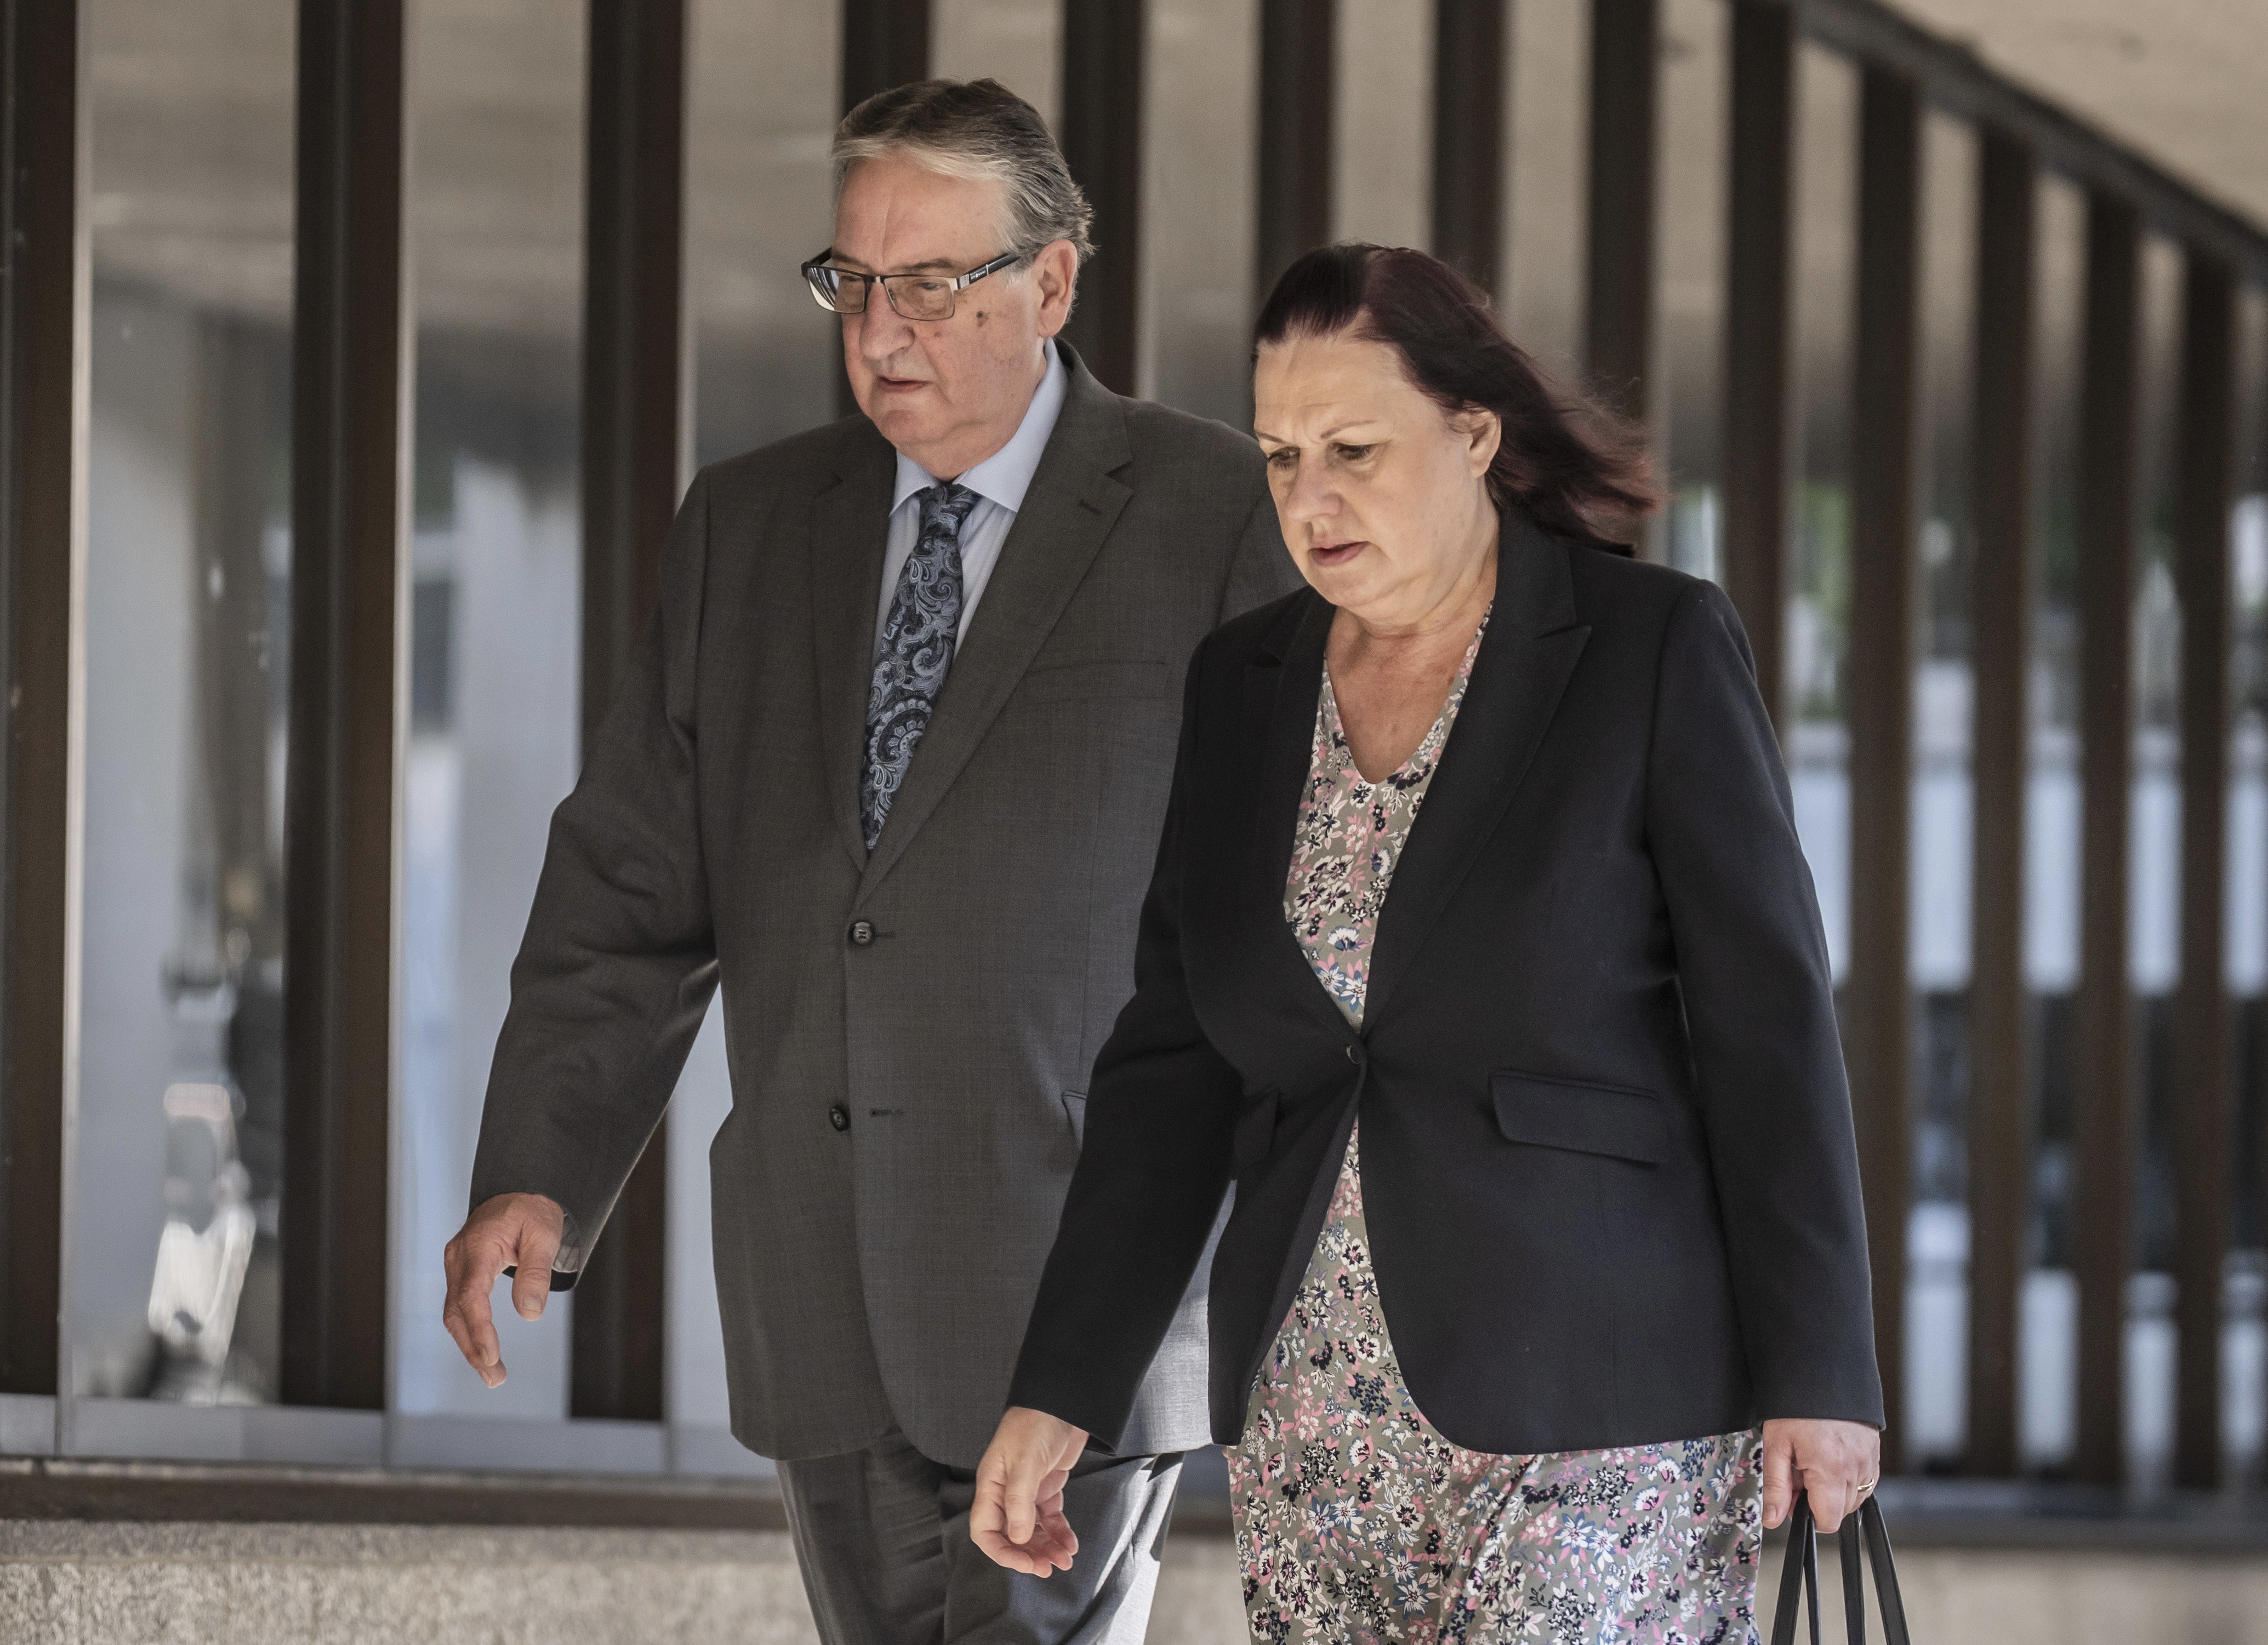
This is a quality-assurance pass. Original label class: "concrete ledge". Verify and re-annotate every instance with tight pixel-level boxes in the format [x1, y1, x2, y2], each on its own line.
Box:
[0, 1458, 788, 1531]
[1867, 1477, 2268, 1553]
[12, 1458, 2268, 1644]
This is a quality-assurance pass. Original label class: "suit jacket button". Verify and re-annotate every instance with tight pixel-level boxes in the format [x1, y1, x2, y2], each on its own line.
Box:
[848, 921, 874, 947]
[1346, 1042, 1364, 1064]
[829, 1104, 851, 1132]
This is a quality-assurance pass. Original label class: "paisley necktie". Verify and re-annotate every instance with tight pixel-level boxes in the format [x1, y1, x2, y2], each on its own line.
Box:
[862, 481, 981, 850]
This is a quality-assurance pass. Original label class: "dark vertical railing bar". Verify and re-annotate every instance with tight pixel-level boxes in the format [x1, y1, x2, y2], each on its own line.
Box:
[2170, 248, 2235, 1492]
[1431, 0, 1506, 296]
[1962, 126, 2036, 1481]
[1584, 0, 1659, 427]
[841, 0, 931, 113]
[1058, 0, 1145, 393]
[2071, 189, 2140, 1488]
[1255, 0, 1335, 304]
[572, 0, 688, 1427]
[1844, 63, 1921, 1473]
[1959, 122, 2050, 1470]
[1721, 0, 1794, 728]
[836, 0, 932, 419]
[283, 0, 407, 1412]
[0, 0, 81, 1400]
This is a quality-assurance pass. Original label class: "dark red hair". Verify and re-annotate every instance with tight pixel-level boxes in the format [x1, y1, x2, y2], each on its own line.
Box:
[1253, 244, 1661, 549]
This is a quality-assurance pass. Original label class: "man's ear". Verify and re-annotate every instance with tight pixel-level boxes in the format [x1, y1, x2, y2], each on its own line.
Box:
[1032, 239, 1079, 338]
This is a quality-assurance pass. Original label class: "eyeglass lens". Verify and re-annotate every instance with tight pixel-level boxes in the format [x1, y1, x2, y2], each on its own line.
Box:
[807, 269, 957, 321]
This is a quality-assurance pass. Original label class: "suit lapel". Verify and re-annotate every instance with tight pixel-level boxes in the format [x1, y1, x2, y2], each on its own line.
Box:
[854, 347, 1133, 901]
[810, 426, 897, 872]
[1362, 513, 1589, 1029]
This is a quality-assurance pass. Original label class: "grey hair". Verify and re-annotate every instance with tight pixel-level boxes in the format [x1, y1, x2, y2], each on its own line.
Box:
[831, 78, 1095, 267]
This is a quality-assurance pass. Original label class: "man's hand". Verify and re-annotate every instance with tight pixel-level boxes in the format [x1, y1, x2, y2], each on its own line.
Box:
[441, 1192, 566, 1389]
[1760, 1416, 1881, 1533]
[970, 1407, 1090, 1577]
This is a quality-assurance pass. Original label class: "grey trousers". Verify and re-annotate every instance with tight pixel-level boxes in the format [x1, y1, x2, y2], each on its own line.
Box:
[774, 1424, 1183, 1645]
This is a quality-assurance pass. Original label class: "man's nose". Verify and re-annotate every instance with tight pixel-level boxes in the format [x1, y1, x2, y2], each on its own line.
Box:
[853, 296, 918, 367]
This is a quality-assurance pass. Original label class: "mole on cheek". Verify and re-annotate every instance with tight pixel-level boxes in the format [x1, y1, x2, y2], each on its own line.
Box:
[975, 310, 987, 325]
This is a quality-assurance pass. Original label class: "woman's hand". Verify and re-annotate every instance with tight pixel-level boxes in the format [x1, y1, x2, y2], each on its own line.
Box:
[970, 1407, 1091, 1576]
[1760, 1418, 1880, 1533]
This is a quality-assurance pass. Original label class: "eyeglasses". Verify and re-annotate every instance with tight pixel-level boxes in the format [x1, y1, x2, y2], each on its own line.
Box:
[800, 248, 1030, 322]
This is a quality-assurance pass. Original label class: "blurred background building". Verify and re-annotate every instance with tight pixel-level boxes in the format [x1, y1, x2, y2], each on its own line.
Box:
[4, 0, 2268, 1638]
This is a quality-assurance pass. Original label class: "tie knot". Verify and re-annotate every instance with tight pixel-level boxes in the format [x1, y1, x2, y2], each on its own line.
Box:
[918, 481, 979, 536]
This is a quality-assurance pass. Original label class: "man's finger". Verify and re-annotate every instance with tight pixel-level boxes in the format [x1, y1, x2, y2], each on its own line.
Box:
[440, 1301, 478, 1367]
[1035, 1500, 1079, 1562]
[510, 1222, 561, 1322]
[443, 1237, 508, 1386]
[969, 1459, 1040, 1575]
[1025, 1499, 1079, 1572]
[1004, 1463, 1039, 1547]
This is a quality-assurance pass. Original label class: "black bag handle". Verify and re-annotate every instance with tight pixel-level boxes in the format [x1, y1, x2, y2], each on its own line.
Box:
[1768, 1495, 1912, 1645]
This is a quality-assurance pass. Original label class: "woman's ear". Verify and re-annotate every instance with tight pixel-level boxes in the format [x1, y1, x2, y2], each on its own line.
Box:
[1462, 408, 1503, 479]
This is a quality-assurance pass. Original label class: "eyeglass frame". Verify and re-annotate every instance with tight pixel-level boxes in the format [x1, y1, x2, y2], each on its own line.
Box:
[799, 247, 1033, 321]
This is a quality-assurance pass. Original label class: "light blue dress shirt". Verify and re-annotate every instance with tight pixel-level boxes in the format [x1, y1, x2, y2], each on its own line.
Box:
[875, 336, 1069, 655]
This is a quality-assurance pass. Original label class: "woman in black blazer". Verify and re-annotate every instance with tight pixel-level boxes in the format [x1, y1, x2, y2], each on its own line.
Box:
[974, 245, 1883, 1640]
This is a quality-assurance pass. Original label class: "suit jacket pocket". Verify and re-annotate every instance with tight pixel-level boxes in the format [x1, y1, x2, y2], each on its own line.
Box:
[1490, 1070, 1667, 1166]
[1230, 1089, 1280, 1172]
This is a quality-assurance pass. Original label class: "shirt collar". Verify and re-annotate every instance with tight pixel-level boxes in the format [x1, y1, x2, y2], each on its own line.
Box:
[891, 337, 1068, 516]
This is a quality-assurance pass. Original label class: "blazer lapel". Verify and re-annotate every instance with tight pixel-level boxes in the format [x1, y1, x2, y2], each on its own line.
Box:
[1362, 513, 1590, 1028]
[810, 426, 897, 872]
[1242, 592, 1361, 1032]
[854, 346, 1133, 901]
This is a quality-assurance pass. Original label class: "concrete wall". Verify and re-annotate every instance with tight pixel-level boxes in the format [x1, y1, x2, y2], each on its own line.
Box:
[8, 1522, 2268, 1644]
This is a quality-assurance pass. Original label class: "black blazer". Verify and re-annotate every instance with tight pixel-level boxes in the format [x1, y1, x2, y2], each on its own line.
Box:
[1007, 512, 1884, 1457]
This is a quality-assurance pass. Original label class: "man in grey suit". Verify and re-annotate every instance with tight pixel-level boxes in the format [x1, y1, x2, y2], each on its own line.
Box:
[440, 78, 1296, 1642]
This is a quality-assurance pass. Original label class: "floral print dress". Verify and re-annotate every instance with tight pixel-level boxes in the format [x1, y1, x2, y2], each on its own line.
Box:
[1231, 607, 1766, 1644]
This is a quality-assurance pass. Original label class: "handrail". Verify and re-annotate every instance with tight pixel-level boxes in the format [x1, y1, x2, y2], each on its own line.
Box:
[1790, 0, 2268, 280]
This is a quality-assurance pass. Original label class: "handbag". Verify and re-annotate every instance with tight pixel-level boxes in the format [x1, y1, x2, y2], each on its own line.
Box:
[1768, 1493, 1913, 1645]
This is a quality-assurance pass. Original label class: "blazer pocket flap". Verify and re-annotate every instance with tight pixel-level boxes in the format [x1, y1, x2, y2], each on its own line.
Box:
[1491, 1071, 1667, 1166]
[1230, 1089, 1280, 1170]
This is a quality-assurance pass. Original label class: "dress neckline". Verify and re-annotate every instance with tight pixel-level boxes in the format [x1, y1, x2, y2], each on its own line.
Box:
[1318, 606, 1493, 789]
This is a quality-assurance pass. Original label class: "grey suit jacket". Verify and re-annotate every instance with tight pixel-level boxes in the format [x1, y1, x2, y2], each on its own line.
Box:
[470, 346, 1301, 1469]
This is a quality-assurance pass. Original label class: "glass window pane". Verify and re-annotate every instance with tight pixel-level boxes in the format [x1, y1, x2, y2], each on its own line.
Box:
[393, 0, 588, 1429]
[687, 0, 840, 470]
[672, 0, 842, 1453]
[1502, 0, 1586, 381]
[1787, 42, 1858, 985]
[934, 0, 1059, 126]
[1333, 0, 1430, 251]
[1658, 0, 1728, 580]
[1145, 0, 1258, 421]
[76, 0, 295, 1410]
